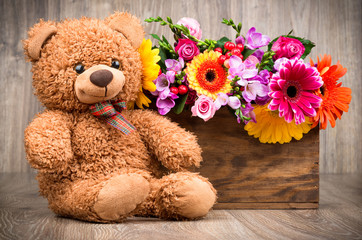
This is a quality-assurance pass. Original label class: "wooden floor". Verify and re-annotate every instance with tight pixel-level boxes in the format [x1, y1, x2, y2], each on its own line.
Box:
[0, 173, 361, 240]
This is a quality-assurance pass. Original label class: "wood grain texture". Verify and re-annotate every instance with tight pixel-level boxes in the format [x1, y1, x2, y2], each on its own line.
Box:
[169, 108, 319, 208]
[0, 0, 361, 173]
[0, 172, 361, 240]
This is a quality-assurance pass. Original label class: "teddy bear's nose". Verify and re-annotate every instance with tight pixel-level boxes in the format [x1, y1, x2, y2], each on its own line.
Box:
[90, 70, 113, 87]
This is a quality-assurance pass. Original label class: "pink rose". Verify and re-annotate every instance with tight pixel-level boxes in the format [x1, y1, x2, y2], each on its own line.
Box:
[175, 39, 200, 61]
[271, 36, 305, 60]
[176, 17, 202, 40]
[191, 95, 216, 121]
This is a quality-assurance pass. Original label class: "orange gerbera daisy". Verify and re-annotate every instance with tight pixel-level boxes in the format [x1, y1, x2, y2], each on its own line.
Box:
[310, 55, 352, 129]
[185, 51, 231, 100]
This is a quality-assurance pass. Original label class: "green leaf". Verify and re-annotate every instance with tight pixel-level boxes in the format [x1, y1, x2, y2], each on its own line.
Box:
[267, 36, 279, 51]
[157, 46, 168, 71]
[215, 36, 231, 49]
[263, 59, 275, 72]
[242, 48, 256, 59]
[162, 35, 170, 45]
[150, 34, 161, 41]
[173, 93, 189, 114]
[297, 38, 315, 59]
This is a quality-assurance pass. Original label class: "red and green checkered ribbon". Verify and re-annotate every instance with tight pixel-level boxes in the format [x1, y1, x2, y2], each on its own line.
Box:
[89, 100, 136, 135]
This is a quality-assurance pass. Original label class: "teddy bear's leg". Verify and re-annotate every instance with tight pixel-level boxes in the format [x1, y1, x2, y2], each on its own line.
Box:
[46, 169, 151, 223]
[152, 172, 217, 220]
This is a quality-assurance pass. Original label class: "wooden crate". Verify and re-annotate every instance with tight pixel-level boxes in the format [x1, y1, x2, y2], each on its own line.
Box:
[168, 107, 319, 209]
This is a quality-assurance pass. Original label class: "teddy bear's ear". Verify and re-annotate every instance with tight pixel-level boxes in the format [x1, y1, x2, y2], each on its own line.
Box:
[23, 20, 57, 61]
[105, 12, 145, 49]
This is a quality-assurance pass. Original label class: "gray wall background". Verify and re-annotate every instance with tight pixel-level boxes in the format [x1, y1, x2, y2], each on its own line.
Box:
[0, 0, 361, 173]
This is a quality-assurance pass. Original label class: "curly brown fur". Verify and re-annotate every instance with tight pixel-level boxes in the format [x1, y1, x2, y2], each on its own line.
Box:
[23, 12, 216, 223]
[23, 17, 142, 112]
[153, 172, 217, 220]
[127, 110, 203, 171]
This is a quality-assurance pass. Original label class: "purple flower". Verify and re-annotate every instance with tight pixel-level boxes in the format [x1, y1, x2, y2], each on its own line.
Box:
[228, 55, 245, 79]
[254, 71, 271, 105]
[240, 70, 271, 104]
[241, 103, 256, 124]
[165, 58, 185, 72]
[228, 56, 258, 82]
[252, 49, 264, 62]
[236, 67, 258, 87]
[250, 70, 270, 85]
[152, 73, 179, 115]
[165, 71, 176, 84]
[214, 93, 228, 110]
[154, 73, 170, 92]
[165, 58, 185, 83]
[175, 39, 200, 61]
[156, 92, 178, 115]
[245, 27, 271, 50]
[235, 36, 245, 45]
[255, 95, 270, 105]
[244, 55, 259, 69]
[158, 87, 170, 99]
[258, 70, 271, 85]
[242, 80, 269, 103]
[228, 55, 271, 105]
[228, 96, 241, 109]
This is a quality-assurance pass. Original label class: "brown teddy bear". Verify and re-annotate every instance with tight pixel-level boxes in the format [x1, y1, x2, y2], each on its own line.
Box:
[23, 12, 216, 223]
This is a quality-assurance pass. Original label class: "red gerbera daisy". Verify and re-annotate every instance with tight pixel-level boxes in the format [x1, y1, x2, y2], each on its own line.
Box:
[310, 55, 352, 129]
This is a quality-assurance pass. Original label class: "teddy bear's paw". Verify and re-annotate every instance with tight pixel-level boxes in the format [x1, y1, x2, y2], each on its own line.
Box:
[93, 174, 150, 221]
[157, 173, 217, 220]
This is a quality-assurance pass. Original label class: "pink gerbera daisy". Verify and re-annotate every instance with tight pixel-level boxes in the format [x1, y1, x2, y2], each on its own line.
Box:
[268, 59, 323, 124]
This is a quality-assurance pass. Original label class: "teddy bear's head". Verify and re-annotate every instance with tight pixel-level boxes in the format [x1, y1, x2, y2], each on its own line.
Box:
[23, 12, 144, 112]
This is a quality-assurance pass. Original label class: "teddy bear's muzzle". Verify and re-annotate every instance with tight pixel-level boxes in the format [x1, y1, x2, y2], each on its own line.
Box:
[75, 65, 125, 104]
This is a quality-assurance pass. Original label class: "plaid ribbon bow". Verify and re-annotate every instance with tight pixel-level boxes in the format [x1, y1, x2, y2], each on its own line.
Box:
[89, 100, 136, 135]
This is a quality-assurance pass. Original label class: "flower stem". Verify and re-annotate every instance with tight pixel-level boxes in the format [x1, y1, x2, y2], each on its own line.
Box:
[145, 16, 217, 50]
[221, 18, 242, 38]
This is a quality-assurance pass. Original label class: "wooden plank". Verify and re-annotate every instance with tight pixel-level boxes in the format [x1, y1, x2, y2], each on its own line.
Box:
[168, 107, 319, 206]
[1, 173, 361, 239]
[214, 202, 318, 209]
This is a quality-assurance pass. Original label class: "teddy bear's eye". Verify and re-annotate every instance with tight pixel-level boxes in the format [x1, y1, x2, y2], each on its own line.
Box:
[75, 64, 85, 74]
[111, 60, 121, 69]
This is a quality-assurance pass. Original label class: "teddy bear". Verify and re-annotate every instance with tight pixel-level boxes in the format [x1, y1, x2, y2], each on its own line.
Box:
[23, 12, 217, 223]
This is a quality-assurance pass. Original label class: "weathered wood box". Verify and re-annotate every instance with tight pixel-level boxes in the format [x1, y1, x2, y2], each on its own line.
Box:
[169, 107, 319, 209]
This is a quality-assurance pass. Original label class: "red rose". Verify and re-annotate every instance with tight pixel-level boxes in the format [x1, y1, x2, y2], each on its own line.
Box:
[271, 36, 305, 60]
[175, 39, 200, 61]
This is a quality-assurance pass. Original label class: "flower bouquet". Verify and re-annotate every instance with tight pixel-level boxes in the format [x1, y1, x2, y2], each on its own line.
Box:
[133, 16, 352, 144]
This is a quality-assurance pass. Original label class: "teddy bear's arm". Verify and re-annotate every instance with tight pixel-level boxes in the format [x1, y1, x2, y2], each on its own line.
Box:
[129, 110, 202, 171]
[24, 110, 74, 172]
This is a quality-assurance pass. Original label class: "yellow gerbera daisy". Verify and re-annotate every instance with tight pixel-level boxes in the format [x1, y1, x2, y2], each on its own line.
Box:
[185, 50, 231, 100]
[244, 105, 311, 144]
[130, 39, 160, 109]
